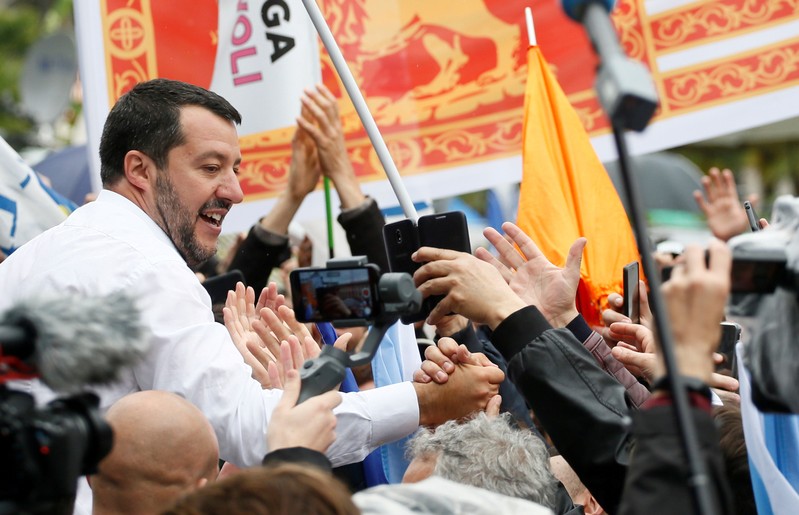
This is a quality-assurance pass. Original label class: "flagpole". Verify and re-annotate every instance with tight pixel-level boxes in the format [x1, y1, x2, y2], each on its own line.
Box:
[525, 7, 537, 46]
[300, 0, 419, 223]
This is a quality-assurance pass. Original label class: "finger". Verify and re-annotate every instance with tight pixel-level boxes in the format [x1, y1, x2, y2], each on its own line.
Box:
[333, 332, 352, 352]
[277, 368, 301, 410]
[287, 335, 306, 371]
[279, 340, 293, 385]
[260, 306, 293, 343]
[475, 246, 513, 285]
[708, 372, 739, 393]
[602, 308, 631, 327]
[278, 305, 313, 341]
[693, 190, 709, 216]
[424, 341, 457, 372]
[681, 245, 705, 274]
[706, 239, 732, 280]
[759, 218, 769, 229]
[247, 339, 277, 366]
[712, 352, 724, 365]
[426, 294, 456, 327]
[267, 361, 282, 389]
[607, 293, 624, 310]
[413, 368, 432, 383]
[485, 395, 502, 418]
[483, 364, 506, 384]
[483, 226, 525, 270]
[317, 82, 338, 104]
[252, 319, 281, 357]
[303, 335, 322, 359]
[611, 346, 653, 371]
[563, 237, 587, 284]
[420, 360, 449, 384]
[721, 169, 738, 198]
[412, 246, 463, 264]
[502, 222, 547, 264]
[245, 285, 257, 319]
[296, 114, 324, 143]
[706, 168, 721, 202]
[311, 389, 343, 412]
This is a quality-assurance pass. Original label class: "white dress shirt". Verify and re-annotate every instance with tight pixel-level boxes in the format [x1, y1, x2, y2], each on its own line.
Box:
[0, 190, 420, 468]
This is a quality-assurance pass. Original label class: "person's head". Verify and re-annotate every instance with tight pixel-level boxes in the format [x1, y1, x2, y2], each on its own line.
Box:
[162, 463, 359, 515]
[99, 79, 244, 266]
[714, 405, 756, 515]
[549, 455, 605, 515]
[403, 412, 558, 509]
[90, 391, 219, 515]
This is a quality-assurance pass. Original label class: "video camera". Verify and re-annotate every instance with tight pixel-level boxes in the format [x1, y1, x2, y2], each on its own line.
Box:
[288, 257, 421, 403]
[290, 256, 422, 326]
[0, 294, 148, 514]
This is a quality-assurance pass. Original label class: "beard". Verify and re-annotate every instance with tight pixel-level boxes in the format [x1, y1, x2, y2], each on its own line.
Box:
[154, 172, 217, 267]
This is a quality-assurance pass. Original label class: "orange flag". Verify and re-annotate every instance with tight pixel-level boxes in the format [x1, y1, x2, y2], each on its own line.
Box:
[516, 45, 639, 327]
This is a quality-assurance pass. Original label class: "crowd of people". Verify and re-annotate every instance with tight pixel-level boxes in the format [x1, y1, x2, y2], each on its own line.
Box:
[1, 77, 794, 514]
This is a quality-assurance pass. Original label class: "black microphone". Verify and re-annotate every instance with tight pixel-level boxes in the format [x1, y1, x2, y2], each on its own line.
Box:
[561, 0, 658, 131]
[0, 293, 150, 392]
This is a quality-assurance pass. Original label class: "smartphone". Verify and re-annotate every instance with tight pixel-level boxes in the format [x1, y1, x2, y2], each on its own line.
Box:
[202, 269, 245, 305]
[383, 219, 425, 323]
[417, 211, 472, 319]
[717, 321, 742, 376]
[290, 265, 380, 325]
[621, 261, 640, 323]
[744, 201, 760, 232]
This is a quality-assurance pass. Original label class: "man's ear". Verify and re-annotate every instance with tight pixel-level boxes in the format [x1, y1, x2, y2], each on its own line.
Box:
[581, 493, 604, 515]
[123, 150, 156, 191]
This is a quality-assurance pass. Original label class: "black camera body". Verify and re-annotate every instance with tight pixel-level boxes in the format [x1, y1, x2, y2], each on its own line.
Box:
[0, 387, 113, 515]
[728, 227, 797, 294]
[290, 256, 421, 326]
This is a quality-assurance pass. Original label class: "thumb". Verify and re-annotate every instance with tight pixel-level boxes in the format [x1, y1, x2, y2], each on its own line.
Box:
[637, 280, 652, 322]
[277, 369, 301, 411]
[486, 395, 502, 418]
[565, 238, 587, 282]
[333, 332, 352, 352]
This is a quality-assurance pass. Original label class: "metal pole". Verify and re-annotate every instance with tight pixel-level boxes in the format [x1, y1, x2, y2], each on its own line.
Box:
[300, 0, 419, 223]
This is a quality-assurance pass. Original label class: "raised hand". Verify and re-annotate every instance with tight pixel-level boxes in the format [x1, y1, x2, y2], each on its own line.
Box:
[693, 167, 748, 242]
[476, 221, 586, 328]
[223, 282, 274, 388]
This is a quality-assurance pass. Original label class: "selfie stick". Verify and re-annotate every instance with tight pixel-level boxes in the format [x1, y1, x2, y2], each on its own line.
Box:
[563, 2, 719, 514]
[300, 0, 419, 223]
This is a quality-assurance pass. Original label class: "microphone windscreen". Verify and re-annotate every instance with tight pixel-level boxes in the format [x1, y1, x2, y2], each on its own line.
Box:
[0, 293, 150, 392]
[561, 0, 616, 21]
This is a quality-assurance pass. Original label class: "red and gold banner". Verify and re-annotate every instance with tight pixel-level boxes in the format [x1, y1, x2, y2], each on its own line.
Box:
[77, 0, 799, 232]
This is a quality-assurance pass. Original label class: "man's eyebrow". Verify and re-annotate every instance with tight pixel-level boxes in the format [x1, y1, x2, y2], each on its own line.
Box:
[192, 150, 240, 165]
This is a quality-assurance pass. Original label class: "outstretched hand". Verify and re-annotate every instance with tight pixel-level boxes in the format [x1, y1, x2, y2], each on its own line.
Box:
[476, 222, 586, 328]
[412, 248, 526, 329]
[267, 369, 342, 453]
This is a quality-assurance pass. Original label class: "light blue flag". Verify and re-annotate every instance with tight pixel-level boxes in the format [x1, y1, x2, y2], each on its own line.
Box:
[738, 343, 799, 514]
[371, 321, 421, 483]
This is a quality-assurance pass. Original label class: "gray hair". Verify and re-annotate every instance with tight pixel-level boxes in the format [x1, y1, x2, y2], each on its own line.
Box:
[407, 413, 558, 509]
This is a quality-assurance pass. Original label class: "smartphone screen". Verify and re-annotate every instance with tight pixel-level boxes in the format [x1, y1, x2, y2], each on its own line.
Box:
[290, 266, 379, 324]
[417, 211, 471, 319]
[744, 201, 760, 232]
[622, 261, 640, 323]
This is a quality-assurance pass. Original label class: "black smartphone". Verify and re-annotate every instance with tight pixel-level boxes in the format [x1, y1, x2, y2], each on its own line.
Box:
[290, 265, 380, 325]
[744, 201, 760, 232]
[383, 219, 425, 323]
[622, 261, 640, 323]
[202, 269, 245, 305]
[417, 211, 472, 319]
[717, 321, 742, 376]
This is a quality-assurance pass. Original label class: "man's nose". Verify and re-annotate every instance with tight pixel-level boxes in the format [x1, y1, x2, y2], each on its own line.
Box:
[220, 168, 244, 204]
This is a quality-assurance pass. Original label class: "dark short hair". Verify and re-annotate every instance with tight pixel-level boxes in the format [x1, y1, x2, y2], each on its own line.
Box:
[98, 78, 241, 185]
[163, 464, 359, 515]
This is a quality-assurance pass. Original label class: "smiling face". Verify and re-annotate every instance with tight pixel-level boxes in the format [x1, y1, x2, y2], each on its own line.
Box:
[153, 106, 243, 266]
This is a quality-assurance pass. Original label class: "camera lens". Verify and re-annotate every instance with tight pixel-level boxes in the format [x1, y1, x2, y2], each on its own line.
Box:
[395, 229, 403, 244]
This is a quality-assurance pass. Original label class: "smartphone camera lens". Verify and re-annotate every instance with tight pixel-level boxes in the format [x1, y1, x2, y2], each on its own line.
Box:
[395, 229, 403, 244]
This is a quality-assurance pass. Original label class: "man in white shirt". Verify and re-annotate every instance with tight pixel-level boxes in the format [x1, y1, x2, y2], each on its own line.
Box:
[0, 79, 502, 472]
